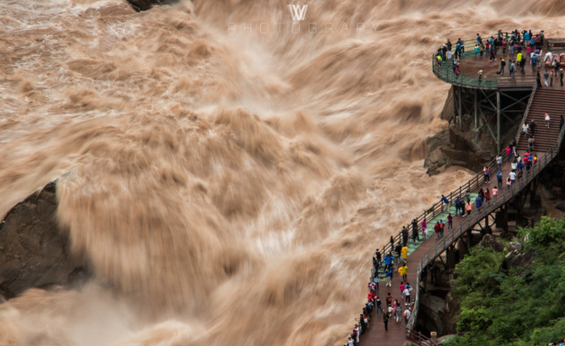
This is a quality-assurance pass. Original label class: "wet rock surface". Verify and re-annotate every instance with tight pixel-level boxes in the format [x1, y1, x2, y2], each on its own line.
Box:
[0, 181, 88, 299]
[126, 0, 181, 12]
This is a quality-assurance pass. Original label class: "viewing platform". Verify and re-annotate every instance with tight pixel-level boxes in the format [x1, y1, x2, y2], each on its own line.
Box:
[353, 33, 565, 346]
[432, 37, 565, 90]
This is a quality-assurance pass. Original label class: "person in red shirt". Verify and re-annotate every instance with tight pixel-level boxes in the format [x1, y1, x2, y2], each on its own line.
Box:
[434, 222, 440, 239]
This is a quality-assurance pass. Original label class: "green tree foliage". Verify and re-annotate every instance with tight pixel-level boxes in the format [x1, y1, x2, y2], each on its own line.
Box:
[445, 217, 565, 346]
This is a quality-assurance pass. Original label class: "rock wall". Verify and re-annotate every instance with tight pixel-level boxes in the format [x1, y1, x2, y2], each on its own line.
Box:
[0, 181, 88, 299]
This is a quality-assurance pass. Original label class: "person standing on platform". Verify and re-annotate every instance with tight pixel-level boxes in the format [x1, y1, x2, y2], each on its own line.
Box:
[484, 166, 490, 183]
[466, 201, 472, 217]
[531, 53, 537, 72]
[395, 242, 402, 266]
[475, 195, 483, 213]
[544, 70, 550, 87]
[439, 220, 445, 238]
[485, 188, 491, 205]
[492, 186, 498, 201]
[510, 170, 516, 185]
[447, 213, 453, 230]
[411, 219, 420, 243]
[421, 219, 427, 237]
[497, 170, 503, 188]
[497, 154, 503, 170]
[529, 136, 534, 151]
[545, 113, 550, 128]
[434, 221, 440, 238]
[402, 226, 408, 247]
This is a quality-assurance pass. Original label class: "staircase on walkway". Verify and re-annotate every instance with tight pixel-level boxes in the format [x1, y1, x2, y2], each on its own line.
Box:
[517, 88, 565, 154]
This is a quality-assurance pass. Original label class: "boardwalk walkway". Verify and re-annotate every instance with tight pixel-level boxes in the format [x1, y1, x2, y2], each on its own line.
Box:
[359, 86, 565, 346]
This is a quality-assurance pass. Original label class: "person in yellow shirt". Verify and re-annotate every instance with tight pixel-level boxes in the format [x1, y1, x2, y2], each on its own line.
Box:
[401, 246, 408, 261]
[398, 264, 408, 281]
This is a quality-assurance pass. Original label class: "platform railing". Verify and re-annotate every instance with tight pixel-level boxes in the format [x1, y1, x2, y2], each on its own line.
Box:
[405, 125, 565, 341]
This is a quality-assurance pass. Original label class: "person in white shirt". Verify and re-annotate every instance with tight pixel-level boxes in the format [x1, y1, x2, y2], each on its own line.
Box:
[510, 171, 516, 184]
[546, 113, 550, 128]
[404, 308, 412, 326]
[403, 287, 411, 305]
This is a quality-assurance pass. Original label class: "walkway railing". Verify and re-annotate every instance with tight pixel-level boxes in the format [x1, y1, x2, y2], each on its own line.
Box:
[406, 125, 565, 336]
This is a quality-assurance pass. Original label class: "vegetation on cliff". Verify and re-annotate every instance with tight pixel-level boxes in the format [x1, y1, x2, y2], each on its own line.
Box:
[446, 217, 565, 346]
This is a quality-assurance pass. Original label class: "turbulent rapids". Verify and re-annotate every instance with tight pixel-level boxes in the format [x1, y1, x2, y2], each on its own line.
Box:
[0, 0, 564, 345]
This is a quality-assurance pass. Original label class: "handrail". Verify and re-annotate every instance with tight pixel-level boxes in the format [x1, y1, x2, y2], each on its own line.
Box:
[406, 327, 440, 346]
[514, 83, 538, 141]
[406, 123, 565, 340]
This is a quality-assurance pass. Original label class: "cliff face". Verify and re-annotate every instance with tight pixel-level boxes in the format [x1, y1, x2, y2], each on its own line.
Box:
[0, 181, 88, 299]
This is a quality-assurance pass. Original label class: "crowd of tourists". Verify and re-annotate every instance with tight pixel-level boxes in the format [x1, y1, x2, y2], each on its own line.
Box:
[345, 246, 414, 346]
[434, 29, 565, 86]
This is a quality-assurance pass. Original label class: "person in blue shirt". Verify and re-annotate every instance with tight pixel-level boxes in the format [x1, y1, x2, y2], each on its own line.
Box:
[384, 252, 394, 270]
[476, 195, 483, 212]
[477, 33, 482, 44]
[497, 171, 503, 188]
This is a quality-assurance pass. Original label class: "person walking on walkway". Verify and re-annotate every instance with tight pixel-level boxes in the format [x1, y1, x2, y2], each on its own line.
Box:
[497, 154, 502, 170]
[376, 296, 383, 315]
[498, 58, 506, 74]
[545, 113, 550, 128]
[510, 170, 517, 185]
[403, 307, 412, 326]
[544, 70, 550, 87]
[395, 302, 402, 323]
[384, 252, 394, 270]
[475, 195, 483, 213]
[447, 213, 453, 230]
[439, 220, 445, 238]
[386, 292, 393, 308]
[404, 283, 412, 305]
[530, 120, 537, 137]
[497, 170, 503, 188]
[399, 282, 405, 298]
[492, 186, 498, 201]
[401, 245, 408, 262]
[398, 263, 408, 282]
[383, 310, 389, 331]
[485, 188, 491, 205]
[434, 221, 440, 238]
[385, 268, 393, 287]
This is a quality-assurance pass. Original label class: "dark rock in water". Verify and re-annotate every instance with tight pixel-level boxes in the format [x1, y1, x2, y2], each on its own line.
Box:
[0, 181, 88, 299]
[127, 0, 181, 12]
